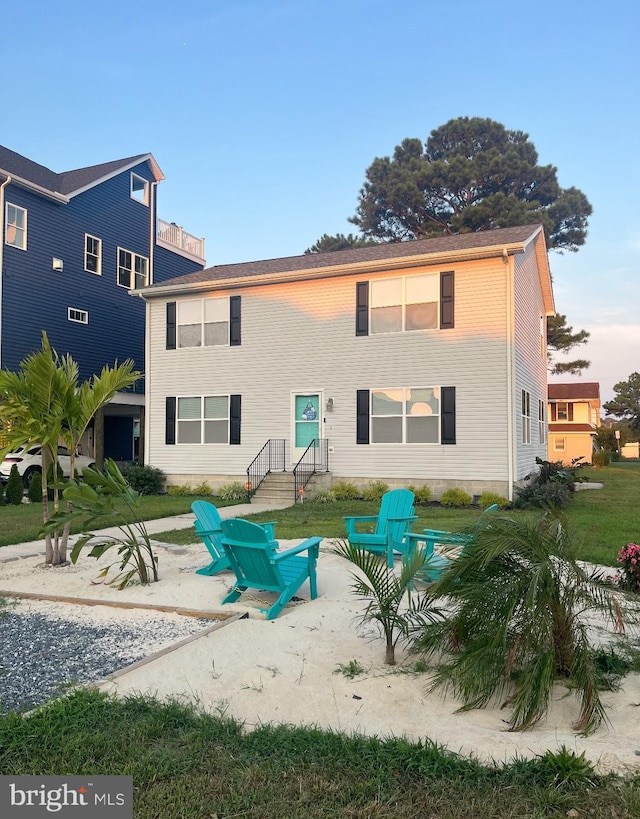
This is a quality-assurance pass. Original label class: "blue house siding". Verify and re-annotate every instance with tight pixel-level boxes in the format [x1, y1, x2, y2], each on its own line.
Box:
[1, 158, 203, 384]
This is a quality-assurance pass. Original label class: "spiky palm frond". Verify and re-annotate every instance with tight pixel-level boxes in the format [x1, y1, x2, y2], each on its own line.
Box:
[410, 511, 638, 734]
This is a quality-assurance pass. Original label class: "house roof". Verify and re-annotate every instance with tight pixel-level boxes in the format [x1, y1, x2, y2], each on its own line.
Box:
[138, 223, 553, 310]
[0, 145, 163, 200]
[548, 383, 600, 401]
[548, 423, 597, 433]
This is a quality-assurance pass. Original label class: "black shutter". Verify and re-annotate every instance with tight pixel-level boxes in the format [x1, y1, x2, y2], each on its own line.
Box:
[165, 397, 176, 445]
[166, 302, 176, 349]
[440, 271, 454, 329]
[441, 387, 456, 445]
[229, 394, 241, 444]
[356, 389, 370, 444]
[230, 295, 241, 346]
[356, 282, 369, 336]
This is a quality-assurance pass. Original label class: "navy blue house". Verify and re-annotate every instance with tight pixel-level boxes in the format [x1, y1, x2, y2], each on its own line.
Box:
[0, 145, 205, 463]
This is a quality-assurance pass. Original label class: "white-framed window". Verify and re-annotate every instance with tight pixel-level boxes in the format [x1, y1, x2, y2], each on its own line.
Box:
[177, 298, 229, 348]
[130, 172, 149, 205]
[521, 390, 531, 444]
[176, 395, 229, 444]
[371, 387, 441, 444]
[538, 399, 546, 444]
[68, 307, 88, 324]
[85, 234, 102, 274]
[370, 274, 439, 334]
[554, 436, 566, 452]
[5, 202, 27, 250]
[557, 401, 569, 421]
[117, 247, 148, 289]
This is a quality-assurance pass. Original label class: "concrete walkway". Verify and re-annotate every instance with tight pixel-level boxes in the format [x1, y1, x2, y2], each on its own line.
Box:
[0, 500, 293, 563]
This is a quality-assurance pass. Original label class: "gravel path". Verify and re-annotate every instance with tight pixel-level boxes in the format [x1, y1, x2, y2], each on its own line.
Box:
[0, 598, 211, 716]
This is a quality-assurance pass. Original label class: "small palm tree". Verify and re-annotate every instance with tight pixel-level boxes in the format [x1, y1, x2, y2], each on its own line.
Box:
[0, 332, 139, 565]
[410, 511, 636, 734]
[334, 541, 443, 665]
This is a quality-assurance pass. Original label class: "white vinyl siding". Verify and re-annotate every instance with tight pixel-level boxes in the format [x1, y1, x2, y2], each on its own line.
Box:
[146, 255, 513, 484]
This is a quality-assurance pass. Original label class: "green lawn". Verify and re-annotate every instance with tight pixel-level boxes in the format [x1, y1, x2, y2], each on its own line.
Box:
[0, 690, 637, 818]
[3, 464, 639, 567]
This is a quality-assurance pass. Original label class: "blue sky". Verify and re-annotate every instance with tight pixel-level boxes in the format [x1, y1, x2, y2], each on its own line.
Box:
[4, 0, 639, 402]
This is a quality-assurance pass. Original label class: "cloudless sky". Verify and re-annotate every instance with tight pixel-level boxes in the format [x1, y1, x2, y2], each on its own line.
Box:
[3, 0, 639, 403]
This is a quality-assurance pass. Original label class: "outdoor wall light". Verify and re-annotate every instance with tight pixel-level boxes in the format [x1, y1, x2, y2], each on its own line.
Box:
[326, 397, 334, 412]
[52, 258, 64, 271]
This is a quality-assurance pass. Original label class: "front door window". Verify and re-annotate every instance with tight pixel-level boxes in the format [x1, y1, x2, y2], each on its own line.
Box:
[294, 394, 320, 451]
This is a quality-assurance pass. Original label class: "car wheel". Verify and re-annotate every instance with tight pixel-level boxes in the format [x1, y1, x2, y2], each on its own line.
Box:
[23, 467, 42, 489]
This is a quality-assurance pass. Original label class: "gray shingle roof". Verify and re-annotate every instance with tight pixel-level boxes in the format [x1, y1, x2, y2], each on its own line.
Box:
[147, 224, 545, 291]
[0, 145, 151, 197]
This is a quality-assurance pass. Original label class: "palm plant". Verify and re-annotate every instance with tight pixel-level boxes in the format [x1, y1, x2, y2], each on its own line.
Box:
[334, 541, 443, 665]
[0, 332, 139, 564]
[410, 511, 637, 734]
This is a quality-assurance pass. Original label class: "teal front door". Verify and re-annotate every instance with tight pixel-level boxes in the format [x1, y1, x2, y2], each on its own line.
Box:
[292, 392, 321, 461]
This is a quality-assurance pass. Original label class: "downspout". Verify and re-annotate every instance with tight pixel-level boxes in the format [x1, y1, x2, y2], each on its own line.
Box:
[0, 174, 12, 369]
[504, 247, 515, 501]
[149, 180, 158, 285]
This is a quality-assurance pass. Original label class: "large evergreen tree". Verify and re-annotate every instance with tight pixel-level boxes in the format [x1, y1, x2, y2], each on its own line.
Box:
[603, 373, 640, 431]
[307, 117, 592, 374]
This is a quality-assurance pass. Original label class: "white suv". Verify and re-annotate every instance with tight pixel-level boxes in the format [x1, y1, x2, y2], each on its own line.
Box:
[0, 445, 96, 488]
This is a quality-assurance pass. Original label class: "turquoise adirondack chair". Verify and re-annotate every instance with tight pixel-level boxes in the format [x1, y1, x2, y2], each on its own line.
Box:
[404, 503, 500, 581]
[343, 488, 417, 568]
[191, 500, 276, 576]
[219, 518, 322, 620]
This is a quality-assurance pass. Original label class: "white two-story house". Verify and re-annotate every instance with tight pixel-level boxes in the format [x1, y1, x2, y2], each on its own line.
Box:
[137, 224, 554, 502]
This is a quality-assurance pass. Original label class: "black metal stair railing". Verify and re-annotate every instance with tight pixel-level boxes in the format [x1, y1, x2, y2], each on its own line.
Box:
[245, 439, 286, 501]
[293, 438, 329, 503]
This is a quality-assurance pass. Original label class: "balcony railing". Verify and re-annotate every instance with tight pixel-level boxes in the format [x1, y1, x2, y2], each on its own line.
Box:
[156, 217, 205, 262]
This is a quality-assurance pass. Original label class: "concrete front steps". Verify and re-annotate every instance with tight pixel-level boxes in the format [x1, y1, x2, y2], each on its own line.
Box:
[250, 471, 331, 505]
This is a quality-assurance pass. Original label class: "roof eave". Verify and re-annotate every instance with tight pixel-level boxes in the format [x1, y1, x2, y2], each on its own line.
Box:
[66, 153, 165, 198]
[0, 170, 69, 203]
[136, 236, 539, 300]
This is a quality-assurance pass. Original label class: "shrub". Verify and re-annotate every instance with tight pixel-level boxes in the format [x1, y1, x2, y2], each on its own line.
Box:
[167, 484, 192, 496]
[408, 485, 432, 505]
[0, 480, 4, 505]
[193, 481, 212, 496]
[6, 465, 23, 505]
[218, 481, 248, 501]
[616, 542, 640, 593]
[361, 480, 389, 503]
[478, 491, 509, 509]
[120, 463, 165, 495]
[440, 488, 472, 508]
[312, 489, 337, 503]
[514, 481, 572, 510]
[27, 470, 42, 503]
[331, 480, 360, 501]
[591, 449, 610, 467]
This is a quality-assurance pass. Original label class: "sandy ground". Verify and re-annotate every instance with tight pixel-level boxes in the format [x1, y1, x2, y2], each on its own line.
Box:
[1, 520, 639, 776]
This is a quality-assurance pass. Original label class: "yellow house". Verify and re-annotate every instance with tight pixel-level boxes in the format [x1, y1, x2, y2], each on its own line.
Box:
[547, 383, 600, 464]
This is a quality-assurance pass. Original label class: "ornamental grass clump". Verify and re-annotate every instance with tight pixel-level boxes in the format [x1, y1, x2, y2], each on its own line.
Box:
[616, 543, 640, 593]
[410, 511, 637, 735]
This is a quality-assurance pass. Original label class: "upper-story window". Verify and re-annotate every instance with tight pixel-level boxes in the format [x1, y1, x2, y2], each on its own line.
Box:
[356, 271, 454, 336]
[130, 173, 149, 206]
[557, 401, 569, 421]
[522, 390, 531, 444]
[85, 234, 102, 275]
[370, 274, 439, 334]
[117, 248, 148, 289]
[177, 298, 230, 347]
[5, 203, 27, 250]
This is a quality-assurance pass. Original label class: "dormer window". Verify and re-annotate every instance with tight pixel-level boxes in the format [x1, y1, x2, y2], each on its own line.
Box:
[130, 173, 149, 206]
